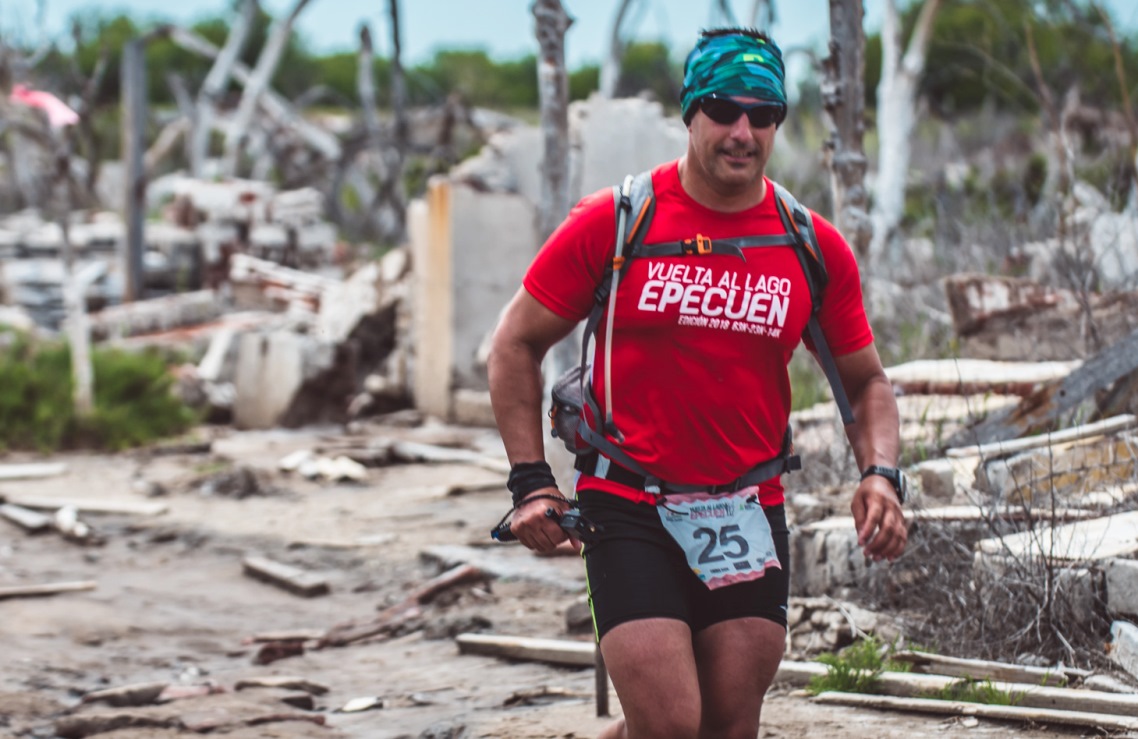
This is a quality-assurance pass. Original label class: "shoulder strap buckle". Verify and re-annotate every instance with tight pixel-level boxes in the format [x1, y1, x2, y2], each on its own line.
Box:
[682, 234, 712, 256]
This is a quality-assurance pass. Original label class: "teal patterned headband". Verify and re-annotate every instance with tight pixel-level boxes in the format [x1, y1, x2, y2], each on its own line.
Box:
[680, 31, 786, 124]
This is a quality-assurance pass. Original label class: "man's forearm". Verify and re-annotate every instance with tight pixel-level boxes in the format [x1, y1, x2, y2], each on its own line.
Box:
[844, 374, 901, 470]
[488, 338, 549, 465]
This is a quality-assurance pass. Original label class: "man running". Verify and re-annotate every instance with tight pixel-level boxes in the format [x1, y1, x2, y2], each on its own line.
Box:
[488, 27, 907, 739]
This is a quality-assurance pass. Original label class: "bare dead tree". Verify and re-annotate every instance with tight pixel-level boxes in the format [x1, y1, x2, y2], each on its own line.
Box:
[358, 24, 381, 145]
[821, 0, 871, 256]
[599, 0, 640, 99]
[163, 25, 341, 162]
[867, 0, 942, 262]
[749, 0, 776, 31]
[710, 0, 739, 27]
[222, 0, 315, 177]
[191, 0, 257, 177]
[532, 0, 573, 244]
[121, 38, 147, 304]
[1093, 2, 1138, 213]
[388, 0, 409, 154]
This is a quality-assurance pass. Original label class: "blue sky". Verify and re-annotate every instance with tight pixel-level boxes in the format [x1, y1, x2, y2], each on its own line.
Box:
[10, 0, 1138, 70]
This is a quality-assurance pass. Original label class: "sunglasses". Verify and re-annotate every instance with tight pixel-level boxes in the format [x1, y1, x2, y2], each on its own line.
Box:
[698, 95, 787, 129]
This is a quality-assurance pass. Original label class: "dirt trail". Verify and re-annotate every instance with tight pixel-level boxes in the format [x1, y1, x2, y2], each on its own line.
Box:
[0, 422, 1092, 738]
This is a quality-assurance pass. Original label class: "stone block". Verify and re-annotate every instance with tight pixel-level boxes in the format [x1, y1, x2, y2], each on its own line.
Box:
[1111, 620, 1138, 682]
[978, 435, 1138, 505]
[451, 389, 497, 429]
[233, 332, 314, 429]
[911, 458, 956, 501]
[1107, 559, 1138, 618]
[791, 518, 866, 597]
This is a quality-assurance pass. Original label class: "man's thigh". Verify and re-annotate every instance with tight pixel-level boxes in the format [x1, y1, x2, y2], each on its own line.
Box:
[694, 617, 787, 736]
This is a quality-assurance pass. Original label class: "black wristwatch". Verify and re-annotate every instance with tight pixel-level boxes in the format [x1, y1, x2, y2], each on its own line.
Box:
[860, 465, 909, 505]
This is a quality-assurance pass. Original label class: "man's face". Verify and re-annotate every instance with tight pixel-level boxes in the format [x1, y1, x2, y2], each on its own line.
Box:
[686, 95, 779, 195]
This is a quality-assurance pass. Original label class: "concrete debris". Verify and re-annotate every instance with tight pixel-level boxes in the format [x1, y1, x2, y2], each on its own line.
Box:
[278, 449, 368, 482]
[1111, 621, 1138, 682]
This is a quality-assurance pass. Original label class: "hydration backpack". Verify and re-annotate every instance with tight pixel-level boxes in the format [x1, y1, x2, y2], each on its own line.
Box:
[549, 171, 854, 494]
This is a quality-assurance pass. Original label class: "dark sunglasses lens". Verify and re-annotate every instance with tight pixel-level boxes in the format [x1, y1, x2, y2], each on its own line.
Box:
[746, 106, 783, 128]
[700, 98, 784, 128]
[700, 98, 744, 125]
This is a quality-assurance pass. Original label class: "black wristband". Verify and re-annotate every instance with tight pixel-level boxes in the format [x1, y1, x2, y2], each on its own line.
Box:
[507, 461, 558, 506]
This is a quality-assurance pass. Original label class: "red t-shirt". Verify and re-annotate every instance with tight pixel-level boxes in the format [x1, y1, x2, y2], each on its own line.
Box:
[524, 161, 873, 506]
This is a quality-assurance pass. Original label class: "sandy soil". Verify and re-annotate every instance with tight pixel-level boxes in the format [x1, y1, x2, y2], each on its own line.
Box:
[0, 420, 1099, 738]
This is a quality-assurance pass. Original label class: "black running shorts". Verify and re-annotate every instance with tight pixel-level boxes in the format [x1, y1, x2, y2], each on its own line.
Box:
[577, 488, 790, 641]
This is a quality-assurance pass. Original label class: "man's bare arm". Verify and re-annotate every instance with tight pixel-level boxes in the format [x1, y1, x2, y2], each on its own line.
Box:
[487, 288, 578, 552]
[831, 344, 907, 561]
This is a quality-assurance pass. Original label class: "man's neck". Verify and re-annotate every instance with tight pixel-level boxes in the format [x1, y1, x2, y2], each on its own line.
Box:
[677, 156, 767, 213]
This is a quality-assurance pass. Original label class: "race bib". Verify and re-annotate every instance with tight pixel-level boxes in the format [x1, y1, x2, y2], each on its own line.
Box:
[657, 488, 781, 590]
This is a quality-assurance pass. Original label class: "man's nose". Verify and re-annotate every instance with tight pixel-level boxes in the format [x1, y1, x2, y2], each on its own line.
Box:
[728, 112, 752, 139]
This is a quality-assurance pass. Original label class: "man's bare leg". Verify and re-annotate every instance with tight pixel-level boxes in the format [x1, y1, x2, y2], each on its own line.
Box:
[694, 617, 786, 739]
[596, 618, 702, 739]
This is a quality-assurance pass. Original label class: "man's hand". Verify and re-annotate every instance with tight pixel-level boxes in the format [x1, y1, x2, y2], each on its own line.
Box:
[510, 488, 578, 554]
[850, 476, 907, 561]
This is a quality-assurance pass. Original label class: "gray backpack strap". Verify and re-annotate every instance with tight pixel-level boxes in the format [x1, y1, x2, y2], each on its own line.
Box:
[771, 181, 855, 425]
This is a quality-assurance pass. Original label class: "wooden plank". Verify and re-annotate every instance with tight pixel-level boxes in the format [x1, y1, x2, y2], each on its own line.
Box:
[242, 556, 330, 598]
[0, 581, 97, 600]
[885, 359, 1080, 397]
[456, 633, 596, 667]
[389, 441, 511, 474]
[947, 327, 1138, 447]
[890, 651, 1087, 686]
[0, 462, 68, 480]
[975, 511, 1138, 562]
[0, 503, 53, 533]
[947, 415, 1136, 459]
[5, 496, 168, 516]
[813, 691, 1138, 732]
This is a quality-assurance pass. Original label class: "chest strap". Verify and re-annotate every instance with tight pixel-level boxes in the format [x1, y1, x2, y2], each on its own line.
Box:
[632, 233, 798, 260]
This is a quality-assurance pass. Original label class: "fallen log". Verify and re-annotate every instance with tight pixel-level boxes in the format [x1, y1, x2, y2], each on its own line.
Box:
[389, 440, 511, 474]
[0, 503, 53, 533]
[889, 651, 1088, 686]
[456, 633, 596, 667]
[318, 563, 485, 647]
[813, 691, 1138, 732]
[0, 462, 67, 480]
[5, 496, 168, 516]
[947, 327, 1138, 448]
[0, 581, 97, 600]
[946, 414, 1136, 459]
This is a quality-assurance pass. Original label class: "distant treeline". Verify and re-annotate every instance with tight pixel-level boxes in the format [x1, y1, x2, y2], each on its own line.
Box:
[24, 0, 1138, 117]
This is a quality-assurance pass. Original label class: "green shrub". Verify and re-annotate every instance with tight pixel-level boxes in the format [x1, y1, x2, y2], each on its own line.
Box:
[0, 334, 197, 452]
[806, 636, 910, 696]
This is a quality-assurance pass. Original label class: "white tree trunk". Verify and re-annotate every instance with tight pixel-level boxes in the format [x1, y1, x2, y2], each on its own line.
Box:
[357, 24, 380, 145]
[822, 0, 871, 255]
[532, 0, 577, 491]
[599, 0, 637, 99]
[222, 0, 314, 177]
[191, 0, 256, 177]
[167, 26, 341, 161]
[868, 0, 942, 262]
[749, 0, 776, 31]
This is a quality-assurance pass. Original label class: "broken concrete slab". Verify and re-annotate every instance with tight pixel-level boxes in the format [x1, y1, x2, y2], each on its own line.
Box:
[1112, 620, 1138, 682]
[976, 511, 1138, 563]
[1107, 559, 1138, 618]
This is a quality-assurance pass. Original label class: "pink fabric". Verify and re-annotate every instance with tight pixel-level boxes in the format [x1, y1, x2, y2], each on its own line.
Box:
[9, 84, 79, 128]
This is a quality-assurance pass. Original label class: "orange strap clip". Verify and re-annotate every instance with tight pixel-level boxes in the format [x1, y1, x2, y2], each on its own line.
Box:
[683, 234, 713, 256]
